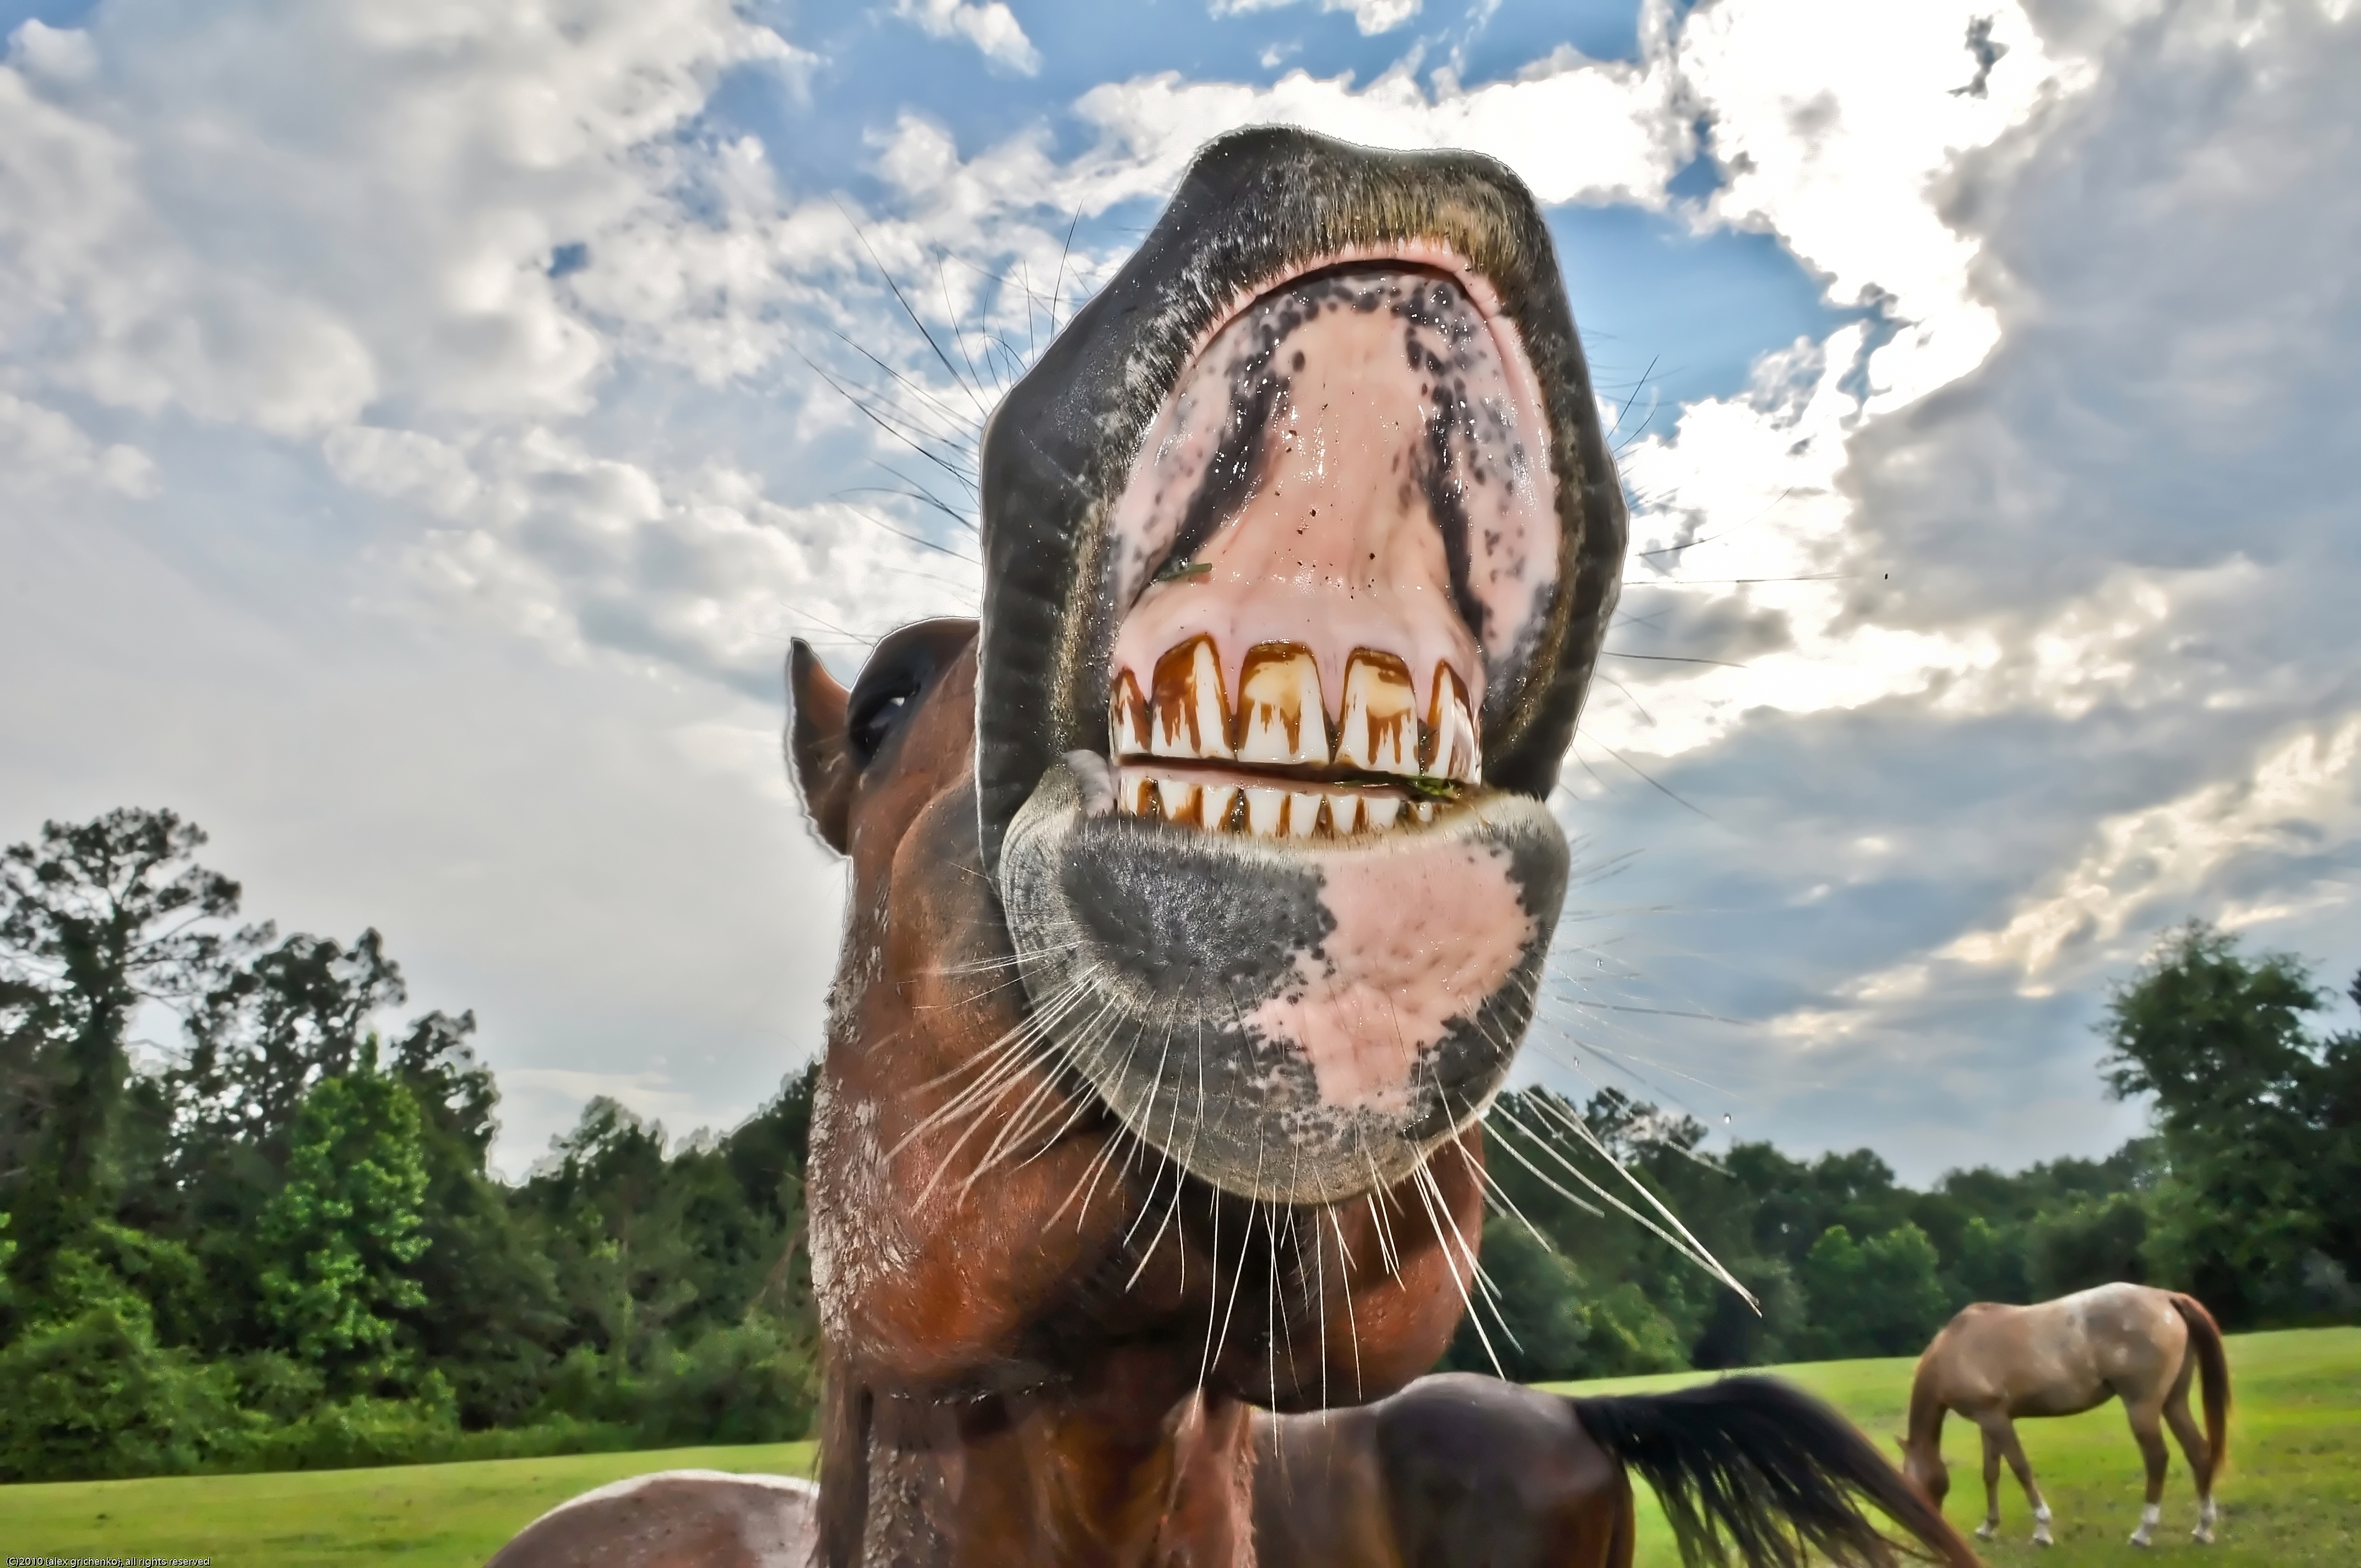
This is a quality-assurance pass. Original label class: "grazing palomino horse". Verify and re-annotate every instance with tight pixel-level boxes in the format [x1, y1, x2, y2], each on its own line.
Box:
[1898, 1283, 2229, 1549]
[494, 127, 1974, 1568]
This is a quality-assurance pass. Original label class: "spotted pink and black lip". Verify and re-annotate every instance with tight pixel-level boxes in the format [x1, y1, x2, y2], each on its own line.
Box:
[983, 128, 1625, 1205]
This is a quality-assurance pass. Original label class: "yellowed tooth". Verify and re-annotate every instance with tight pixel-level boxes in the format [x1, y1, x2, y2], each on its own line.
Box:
[1423, 663, 1481, 782]
[1364, 795, 1403, 833]
[1236, 643, 1330, 767]
[1244, 785, 1286, 837]
[1412, 799, 1437, 825]
[1109, 670, 1150, 759]
[1200, 783, 1240, 834]
[1337, 649, 1418, 776]
[1120, 769, 1151, 817]
[1329, 792, 1362, 835]
[1157, 777, 1200, 827]
[1150, 635, 1233, 760]
[1286, 791, 1321, 839]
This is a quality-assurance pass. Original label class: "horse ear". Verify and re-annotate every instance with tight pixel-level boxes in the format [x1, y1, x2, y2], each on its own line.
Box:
[788, 639, 855, 854]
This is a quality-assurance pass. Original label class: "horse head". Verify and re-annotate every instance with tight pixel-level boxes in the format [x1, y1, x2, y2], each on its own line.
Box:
[787, 124, 1624, 1560]
[1897, 1430, 1951, 1506]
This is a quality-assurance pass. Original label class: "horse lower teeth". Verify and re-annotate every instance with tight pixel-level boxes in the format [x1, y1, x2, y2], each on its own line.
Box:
[1116, 770, 1435, 837]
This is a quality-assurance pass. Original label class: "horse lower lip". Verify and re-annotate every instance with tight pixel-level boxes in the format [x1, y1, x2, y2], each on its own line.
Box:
[997, 760, 1570, 1205]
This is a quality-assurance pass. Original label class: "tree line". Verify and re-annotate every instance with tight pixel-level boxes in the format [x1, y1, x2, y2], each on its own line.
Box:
[1, 809, 819, 1483]
[4, 809, 2355, 1483]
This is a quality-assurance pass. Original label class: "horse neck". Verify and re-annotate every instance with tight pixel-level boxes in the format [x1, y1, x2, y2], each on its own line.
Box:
[832, 1349, 1256, 1567]
[1905, 1354, 1947, 1460]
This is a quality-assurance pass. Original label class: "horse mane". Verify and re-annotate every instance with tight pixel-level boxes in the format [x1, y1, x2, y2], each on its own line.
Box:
[2170, 1292, 2232, 1470]
[1571, 1376, 1975, 1567]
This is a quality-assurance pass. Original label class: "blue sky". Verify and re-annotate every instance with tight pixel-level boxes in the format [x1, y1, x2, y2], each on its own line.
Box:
[3, 0, 2355, 1183]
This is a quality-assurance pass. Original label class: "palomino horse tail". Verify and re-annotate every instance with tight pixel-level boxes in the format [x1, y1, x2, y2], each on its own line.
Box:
[2170, 1291, 2232, 1469]
[1572, 1376, 1978, 1567]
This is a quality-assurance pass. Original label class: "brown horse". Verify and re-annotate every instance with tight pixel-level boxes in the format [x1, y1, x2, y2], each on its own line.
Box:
[494, 127, 1975, 1568]
[1898, 1283, 2229, 1548]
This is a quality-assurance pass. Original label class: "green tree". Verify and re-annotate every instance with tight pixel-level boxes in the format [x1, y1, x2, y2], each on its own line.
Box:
[1440, 1216, 1688, 1382]
[180, 928, 407, 1154]
[1946, 1215, 2032, 1305]
[1799, 1222, 1950, 1358]
[2026, 1193, 2149, 1299]
[1443, 1217, 1593, 1382]
[256, 1059, 432, 1390]
[2316, 971, 2361, 1283]
[1, 810, 252, 1284]
[0, 1295, 247, 1482]
[2099, 922, 2340, 1323]
[386, 1010, 569, 1428]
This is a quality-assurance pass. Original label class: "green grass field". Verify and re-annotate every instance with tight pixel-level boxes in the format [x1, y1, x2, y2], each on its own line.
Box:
[2, 1329, 2352, 1565]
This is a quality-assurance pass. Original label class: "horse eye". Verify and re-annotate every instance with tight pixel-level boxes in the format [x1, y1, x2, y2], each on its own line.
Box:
[847, 679, 919, 766]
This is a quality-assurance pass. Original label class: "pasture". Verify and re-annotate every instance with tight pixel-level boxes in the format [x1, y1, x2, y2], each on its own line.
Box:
[0, 1328, 2350, 1566]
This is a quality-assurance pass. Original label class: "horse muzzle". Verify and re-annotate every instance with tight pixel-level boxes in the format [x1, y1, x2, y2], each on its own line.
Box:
[978, 127, 1622, 1205]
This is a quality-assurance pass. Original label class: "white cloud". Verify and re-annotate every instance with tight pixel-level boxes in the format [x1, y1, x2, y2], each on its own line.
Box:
[6, 18, 99, 83]
[0, 390, 155, 497]
[0, 2, 811, 433]
[1942, 718, 2361, 985]
[1677, 0, 2070, 409]
[1065, 50, 1687, 210]
[1212, 0, 1424, 39]
[327, 421, 978, 681]
[894, 0, 1042, 74]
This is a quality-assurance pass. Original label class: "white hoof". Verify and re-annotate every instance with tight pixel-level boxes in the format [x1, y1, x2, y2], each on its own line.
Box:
[1974, 1520, 1999, 1540]
[2130, 1528, 2153, 1548]
[2193, 1525, 2217, 1545]
[2032, 1527, 2055, 1547]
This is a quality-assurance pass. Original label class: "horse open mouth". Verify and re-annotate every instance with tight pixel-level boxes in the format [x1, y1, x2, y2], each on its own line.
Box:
[983, 130, 1623, 1206]
[1103, 258, 1553, 839]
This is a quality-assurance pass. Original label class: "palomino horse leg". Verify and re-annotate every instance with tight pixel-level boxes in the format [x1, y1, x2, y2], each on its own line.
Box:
[1986, 1417, 2054, 1546]
[2125, 1397, 2173, 1547]
[2164, 1391, 2218, 1543]
[1975, 1425, 2004, 1540]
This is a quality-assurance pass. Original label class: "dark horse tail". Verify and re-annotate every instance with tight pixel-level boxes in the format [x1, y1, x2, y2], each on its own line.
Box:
[2170, 1292, 2232, 1469]
[1573, 1376, 1978, 1567]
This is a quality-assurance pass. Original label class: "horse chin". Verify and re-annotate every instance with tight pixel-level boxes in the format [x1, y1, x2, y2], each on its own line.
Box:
[1000, 758, 1566, 1204]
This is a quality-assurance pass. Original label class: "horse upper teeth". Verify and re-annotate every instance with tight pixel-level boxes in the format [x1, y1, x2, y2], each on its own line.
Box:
[1337, 650, 1419, 776]
[1111, 671, 1150, 758]
[1108, 638, 1479, 782]
[1149, 635, 1233, 761]
[1237, 644, 1327, 768]
[1423, 665, 1479, 782]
